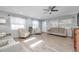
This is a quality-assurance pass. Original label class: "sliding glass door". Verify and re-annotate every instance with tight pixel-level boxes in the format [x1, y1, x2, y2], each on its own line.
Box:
[42, 21, 47, 32]
[32, 20, 39, 29]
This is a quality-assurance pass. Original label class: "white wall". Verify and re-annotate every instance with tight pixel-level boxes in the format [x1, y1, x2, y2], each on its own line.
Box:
[46, 14, 77, 37]
[25, 18, 32, 30]
[10, 17, 32, 37]
[0, 12, 33, 37]
[0, 12, 11, 33]
[0, 11, 78, 37]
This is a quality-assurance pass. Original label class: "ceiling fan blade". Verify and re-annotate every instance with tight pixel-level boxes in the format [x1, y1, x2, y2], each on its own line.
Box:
[51, 6, 56, 10]
[51, 10, 59, 11]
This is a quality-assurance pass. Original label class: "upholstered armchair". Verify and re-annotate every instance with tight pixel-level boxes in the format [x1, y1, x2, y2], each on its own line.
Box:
[32, 28, 42, 34]
[18, 29, 30, 38]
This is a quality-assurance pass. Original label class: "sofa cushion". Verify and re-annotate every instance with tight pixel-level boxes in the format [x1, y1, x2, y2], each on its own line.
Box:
[0, 32, 6, 38]
[47, 28, 67, 36]
[18, 29, 30, 38]
[0, 40, 8, 47]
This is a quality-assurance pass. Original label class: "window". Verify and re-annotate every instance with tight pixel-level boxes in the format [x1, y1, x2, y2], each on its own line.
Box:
[32, 20, 39, 29]
[59, 19, 72, 28]
[0, 18, 6, 23]
[48, 20, 58, 29]
[10, 17, 25, 30]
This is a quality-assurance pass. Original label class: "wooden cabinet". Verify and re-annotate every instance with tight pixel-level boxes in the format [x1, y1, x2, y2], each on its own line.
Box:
[74, 28, 79, 52]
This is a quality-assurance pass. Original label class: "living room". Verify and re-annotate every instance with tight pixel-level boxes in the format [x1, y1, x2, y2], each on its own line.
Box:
[0, 6, 79, 52]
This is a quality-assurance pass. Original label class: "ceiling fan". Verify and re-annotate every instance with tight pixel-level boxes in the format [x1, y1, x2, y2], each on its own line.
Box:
[43, 6, 59, 14]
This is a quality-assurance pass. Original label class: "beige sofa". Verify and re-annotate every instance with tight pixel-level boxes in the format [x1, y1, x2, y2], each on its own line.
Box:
[47, 28, 67, 36]
[0, 32, 9, 47]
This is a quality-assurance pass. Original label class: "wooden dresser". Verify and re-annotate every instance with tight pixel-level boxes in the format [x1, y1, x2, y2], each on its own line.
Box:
[74, 28, 79, 52]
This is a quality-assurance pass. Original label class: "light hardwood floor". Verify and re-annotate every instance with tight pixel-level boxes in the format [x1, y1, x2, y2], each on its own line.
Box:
[15, 33, 74, 52]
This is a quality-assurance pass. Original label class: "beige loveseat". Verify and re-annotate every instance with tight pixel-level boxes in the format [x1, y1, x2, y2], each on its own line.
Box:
[47, 28, 67, 37]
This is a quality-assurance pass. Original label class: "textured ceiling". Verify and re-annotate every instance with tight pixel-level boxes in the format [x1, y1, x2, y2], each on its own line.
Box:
[0, 6, 79, 19]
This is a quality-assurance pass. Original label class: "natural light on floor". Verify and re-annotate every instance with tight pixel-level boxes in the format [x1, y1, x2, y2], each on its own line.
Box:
[30, 40, 43, 48]
[24, 37, 36, 42]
